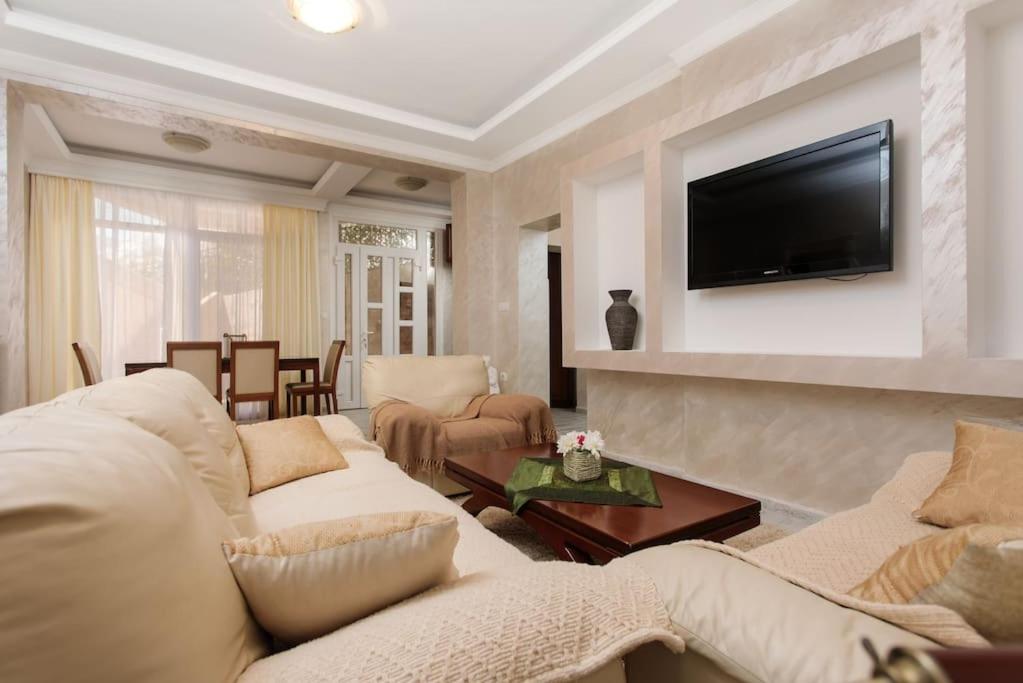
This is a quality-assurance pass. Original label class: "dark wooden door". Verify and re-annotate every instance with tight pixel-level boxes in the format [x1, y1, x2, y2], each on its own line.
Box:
[548, 251, 576, 409]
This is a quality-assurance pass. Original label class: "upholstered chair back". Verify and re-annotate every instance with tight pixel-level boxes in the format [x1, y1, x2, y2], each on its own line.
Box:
[232, 343, 278, 394]
[71, 341, 101, 386]
[167, 341, 222, 400]
[228, 341, 280, 420]
[323, 339, 345, 390]
[362, 355, 489, 418]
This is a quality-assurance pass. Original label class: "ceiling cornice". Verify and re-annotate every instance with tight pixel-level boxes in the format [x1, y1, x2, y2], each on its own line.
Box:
[3, 5, 476, 139]
[0, 48, 495, 170]
[669, 0, 800, 67]
[2, 0, 801, 172]
[1, 0, 679, 142]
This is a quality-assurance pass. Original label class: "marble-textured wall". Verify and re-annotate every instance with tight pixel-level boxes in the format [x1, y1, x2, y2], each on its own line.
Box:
[587, 371, 1023, 513]
[516, 227, 550, 399]
[1, 82, 28, 413]
[477, 0, 1023, 515]
[450, 171, 496, 356]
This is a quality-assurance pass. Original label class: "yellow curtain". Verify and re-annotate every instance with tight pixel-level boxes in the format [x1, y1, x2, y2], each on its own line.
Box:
[262, 205, 322, 407]
[27, 174, 100, 403]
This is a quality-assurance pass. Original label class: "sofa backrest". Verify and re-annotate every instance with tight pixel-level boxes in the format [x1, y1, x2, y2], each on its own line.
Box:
[0, 402, 267, 682]
[362, 355, 490, 418]
[49, 369, 256, 536]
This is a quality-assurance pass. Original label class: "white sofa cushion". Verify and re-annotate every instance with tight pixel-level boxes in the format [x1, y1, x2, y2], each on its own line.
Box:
[134, 368, 254, 497]
[361, 354, 490, 417]
[0, 403, 266, 682]
[224, 511, 459, 643]
[248, 415, 531, 577]
[50, 372, 256, 536]
[624, 544, 935, 683]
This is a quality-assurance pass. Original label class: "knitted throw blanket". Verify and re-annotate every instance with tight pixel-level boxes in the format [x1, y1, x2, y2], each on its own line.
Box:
[370, 394, 557, 477]
[240, 561, 684, 682]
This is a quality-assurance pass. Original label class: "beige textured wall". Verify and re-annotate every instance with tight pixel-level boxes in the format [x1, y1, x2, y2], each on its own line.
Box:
[450, 171, 496, 356]
[476, 0, 1023, 514]
[1, 82, 28, 413]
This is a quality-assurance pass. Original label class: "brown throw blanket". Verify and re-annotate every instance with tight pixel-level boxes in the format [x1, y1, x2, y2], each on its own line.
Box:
[369, 394, 558, 476]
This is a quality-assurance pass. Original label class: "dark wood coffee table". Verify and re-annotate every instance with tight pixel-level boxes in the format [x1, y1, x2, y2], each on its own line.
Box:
[445, 444, 761, 565]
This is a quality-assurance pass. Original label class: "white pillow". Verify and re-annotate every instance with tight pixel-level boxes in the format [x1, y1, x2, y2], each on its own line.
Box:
[224, 511, 459, 643]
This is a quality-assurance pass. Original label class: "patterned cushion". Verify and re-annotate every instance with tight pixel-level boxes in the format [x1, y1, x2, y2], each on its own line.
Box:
[849, 524, 1023, 642]
[223, 512, 458, 643]
[915, 421, 1023, 527]
[236, 416, 348, 493]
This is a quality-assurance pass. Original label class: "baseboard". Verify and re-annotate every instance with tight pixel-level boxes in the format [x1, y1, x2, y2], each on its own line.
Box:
[602, 449, 826, 532]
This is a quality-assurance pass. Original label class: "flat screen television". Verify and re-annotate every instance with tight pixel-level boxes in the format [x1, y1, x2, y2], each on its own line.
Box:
[687, 120, 892, 290]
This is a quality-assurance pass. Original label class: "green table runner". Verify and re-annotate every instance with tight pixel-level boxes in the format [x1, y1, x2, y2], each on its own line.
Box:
[504, 457, 662, 514]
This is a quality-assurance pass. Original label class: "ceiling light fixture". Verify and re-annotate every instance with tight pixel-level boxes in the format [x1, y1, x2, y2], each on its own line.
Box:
[395, 176, 428, 192]
[161, 131, 211, 154]
[288, 0, 360, 34]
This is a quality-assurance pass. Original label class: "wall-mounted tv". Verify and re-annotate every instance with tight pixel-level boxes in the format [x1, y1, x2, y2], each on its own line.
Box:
[687, 120, 892, 290]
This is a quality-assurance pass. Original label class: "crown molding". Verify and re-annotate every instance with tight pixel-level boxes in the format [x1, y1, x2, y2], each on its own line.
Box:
[2, 0, 803, 173]
[475, 0, 679, 137]
[490, 61, 680, 171]
[0, 48, 495, 171]
[3, 6, 475, 140]
[1, 0, 678, 143]
[28, 140, 330, 211]
[669, 0, 801, 68]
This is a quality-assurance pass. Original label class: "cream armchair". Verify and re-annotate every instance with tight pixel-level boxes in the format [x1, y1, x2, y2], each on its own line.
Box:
[363, 355, 556, 495]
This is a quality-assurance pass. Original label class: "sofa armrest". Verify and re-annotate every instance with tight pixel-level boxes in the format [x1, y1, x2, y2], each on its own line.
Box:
[621, 544, 935, 683]
[475, 393, 549, 420]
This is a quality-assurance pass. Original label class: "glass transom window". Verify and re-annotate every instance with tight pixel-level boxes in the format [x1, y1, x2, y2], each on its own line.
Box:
[339, 222, 417, 249]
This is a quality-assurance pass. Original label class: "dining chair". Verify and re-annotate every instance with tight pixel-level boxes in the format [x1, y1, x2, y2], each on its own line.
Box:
[222, 333, 247, 357]
[167, 341, 222, 401]
[286, 340, 346, 417]
[71, 342, 101, 386]
[227, 341, 279, 421]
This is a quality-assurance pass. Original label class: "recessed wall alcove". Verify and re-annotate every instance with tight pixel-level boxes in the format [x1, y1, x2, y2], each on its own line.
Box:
[570, 153, 646, 352]
[660, 49, 922, 357]
[967, 0, 1023, 359]
[559, 34, 1023, 400]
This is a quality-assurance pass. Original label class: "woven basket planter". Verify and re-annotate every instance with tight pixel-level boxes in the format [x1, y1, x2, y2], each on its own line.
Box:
[563, 449, 602, 482]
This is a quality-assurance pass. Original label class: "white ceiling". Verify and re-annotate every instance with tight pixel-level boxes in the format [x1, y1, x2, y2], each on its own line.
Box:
[0, 0, 795, 170]
[48, 107, 334, 185]
[26, 104, 452, 206]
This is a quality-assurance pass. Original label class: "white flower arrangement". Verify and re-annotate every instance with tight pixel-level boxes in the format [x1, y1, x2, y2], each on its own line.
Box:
[556, 430, 605, 458]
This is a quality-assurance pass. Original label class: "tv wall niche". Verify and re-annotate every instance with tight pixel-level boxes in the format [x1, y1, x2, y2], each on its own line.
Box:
[665, 57, 921, 357]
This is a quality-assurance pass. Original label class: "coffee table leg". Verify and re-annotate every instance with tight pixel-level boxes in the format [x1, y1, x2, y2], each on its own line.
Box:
[461, 495, 488, 516]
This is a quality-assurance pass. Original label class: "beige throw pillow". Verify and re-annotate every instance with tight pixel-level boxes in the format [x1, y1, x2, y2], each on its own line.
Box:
[914, 421, 1023, 527]
[236, 415, 348, 494]
[223, 511, 459, 643]
[849, 524, 1023, 642]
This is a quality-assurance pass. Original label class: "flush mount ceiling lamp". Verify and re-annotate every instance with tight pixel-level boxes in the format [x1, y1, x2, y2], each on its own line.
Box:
[161, 131, 211, 154]
[288, 0, 360, 34]
[395, 176, 428, 192]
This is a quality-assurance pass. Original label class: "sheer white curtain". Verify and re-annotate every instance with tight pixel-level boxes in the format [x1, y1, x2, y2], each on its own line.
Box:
[93, 184, 263, 378]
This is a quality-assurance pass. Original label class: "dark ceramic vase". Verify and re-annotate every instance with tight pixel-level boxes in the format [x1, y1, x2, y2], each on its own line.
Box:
[605, 289, 638, 350]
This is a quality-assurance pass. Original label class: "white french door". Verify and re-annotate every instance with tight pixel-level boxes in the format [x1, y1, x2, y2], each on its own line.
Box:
[336, 243, 427, 409]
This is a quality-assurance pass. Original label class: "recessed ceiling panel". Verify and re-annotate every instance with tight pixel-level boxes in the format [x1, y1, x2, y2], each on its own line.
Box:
[10, 0, 652, 125]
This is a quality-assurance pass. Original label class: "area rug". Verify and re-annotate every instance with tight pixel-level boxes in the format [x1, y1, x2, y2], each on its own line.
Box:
[460, 496, 789, 561]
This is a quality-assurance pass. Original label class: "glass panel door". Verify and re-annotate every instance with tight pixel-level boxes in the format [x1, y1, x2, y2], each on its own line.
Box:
[336, 229, 430, 409]
[360, 248, 395, 360]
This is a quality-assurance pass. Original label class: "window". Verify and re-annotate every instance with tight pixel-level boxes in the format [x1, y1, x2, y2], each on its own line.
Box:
[94, 184, 263, 377]
[339, 222, 417, 249]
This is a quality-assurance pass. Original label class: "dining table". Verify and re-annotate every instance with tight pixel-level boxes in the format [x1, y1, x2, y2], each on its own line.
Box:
[124, 356, 321, 416]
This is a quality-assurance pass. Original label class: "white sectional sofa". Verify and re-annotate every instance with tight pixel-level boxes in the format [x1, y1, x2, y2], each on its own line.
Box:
[0, 368, 956, 682]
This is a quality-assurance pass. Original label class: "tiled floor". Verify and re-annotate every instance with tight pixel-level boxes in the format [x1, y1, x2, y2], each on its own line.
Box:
[341, 406, 587, 439]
